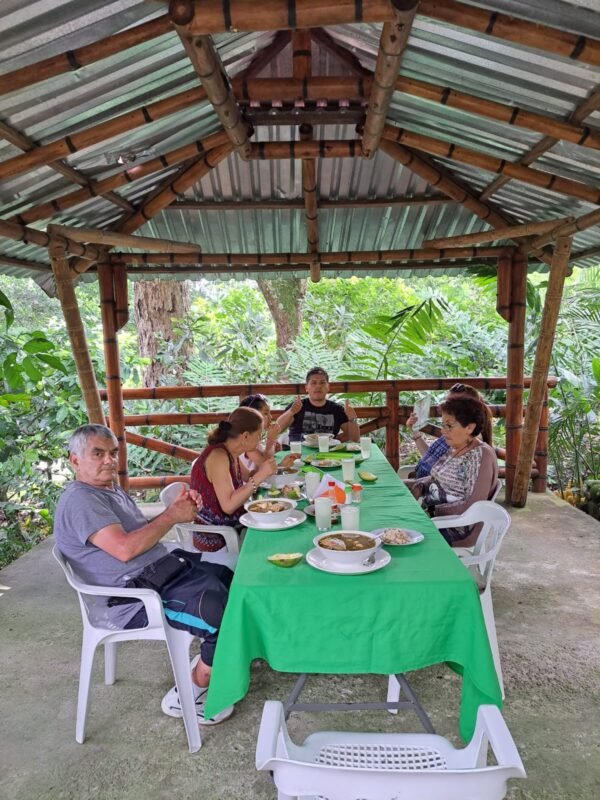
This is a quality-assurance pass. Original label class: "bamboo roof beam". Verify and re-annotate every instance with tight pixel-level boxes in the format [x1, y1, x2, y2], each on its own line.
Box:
[110, 246, 504, 266]
[381, 124, 600, 205]
[481, 86, 600, 200]
[0, 85, 209, 181]
[233, 75, 371, 101]
[0, 15, 172, 96]
[392, 76, 600, 153]
[362, 0, 418, 159]
[167, 194, 449, 211]
[245, 30, 291, 78]
[311, 28, 370, 77]
[248, 140, 363, 159]
[169, 0, 396, 33]
[0, 121, 135, 215]
[104, 258, 501, 276]
[378, 139, 512, 230]
[116, 143, 233, 237]
[511, 237, 573, 507]
[10, 130, 229, 226]
[0, 219, 102, 260]
[419, 0, 600, 68]
[0, 254, 51, 273]
[175, 31, 251, 158]
[527, 207, 600, 251]
[50, 237, 105, 424]
[424, 217, 574, 249]
[570, 244, 600, 263]
[48, 224, 207, 253]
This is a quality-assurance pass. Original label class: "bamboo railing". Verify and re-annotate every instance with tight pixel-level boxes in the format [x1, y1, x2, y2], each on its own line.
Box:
[97, 377, 557, 489]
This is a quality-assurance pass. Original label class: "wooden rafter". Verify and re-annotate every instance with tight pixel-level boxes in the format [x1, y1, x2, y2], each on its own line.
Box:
[166, 195, 449, 211]
[49, 224, 207, 252]
[527, 207, 600, 251]
[0, 120, 135, 215]
[481, 86, 600, 200]
[169, 0, 396, 33]
[11, 130, 229, 226]
[248, 140, 362, 159]
[381, 124, 600, 205]
[420, 0, 600, 67]
[0, 219, 102, 260]
[362, 0, 418, 158]
[245, 30, 291, 77]
[175, 31, 251, 157]
[311, 28, 370, 77]
[0, 15, 172, 96]
[0, 254, 51, 273]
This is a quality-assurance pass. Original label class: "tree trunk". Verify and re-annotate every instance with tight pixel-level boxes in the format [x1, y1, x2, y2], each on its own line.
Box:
[257, 277, 306, 351]
[133, 279, 192, 387]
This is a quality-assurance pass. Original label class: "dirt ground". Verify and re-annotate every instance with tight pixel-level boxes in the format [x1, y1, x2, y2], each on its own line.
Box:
[0, 490, 598, 800]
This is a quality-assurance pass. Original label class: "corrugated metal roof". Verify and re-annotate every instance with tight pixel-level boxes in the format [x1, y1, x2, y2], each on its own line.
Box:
[1, 0, 600, 284]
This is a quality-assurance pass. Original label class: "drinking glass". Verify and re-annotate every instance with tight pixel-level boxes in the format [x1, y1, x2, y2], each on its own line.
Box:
[340, 504, 360, 529]
[360, 435, 372, 458]
[318, 435, 330, 453]
[305, 471, 321, 500]
[314, 497, 332, 531]
[341, 457, 355, 482]
[290, 440, 303, 455]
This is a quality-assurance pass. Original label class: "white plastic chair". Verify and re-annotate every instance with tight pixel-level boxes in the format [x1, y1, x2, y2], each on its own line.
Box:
[431, 501, 511, 698]
[159, 482, 239, 554]
[256, 700, 525, 800]
[53, 545, 202, 753]
[397, 464, 415, 479]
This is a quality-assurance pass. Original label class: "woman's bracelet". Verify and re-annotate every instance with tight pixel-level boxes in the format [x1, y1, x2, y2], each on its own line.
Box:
[248, 476, 257, 493]
[411, 431, 424, 440]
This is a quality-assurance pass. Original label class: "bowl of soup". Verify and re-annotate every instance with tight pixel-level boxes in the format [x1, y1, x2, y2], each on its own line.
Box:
[304, 432, 333, 447]
[264, 465, 301, 488]
[244, 498, 297, 524]
[313, 530, 382, 564]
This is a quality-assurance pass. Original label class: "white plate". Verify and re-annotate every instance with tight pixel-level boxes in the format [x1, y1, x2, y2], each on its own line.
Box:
[370, 527, 425, 546]
[306, 547, 391, 575]
[240, 509, 307, 531]
[303, 438, 341, 449]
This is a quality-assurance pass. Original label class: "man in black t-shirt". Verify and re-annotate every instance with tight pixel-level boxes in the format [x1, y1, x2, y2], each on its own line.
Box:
[286, 367, 360, 442]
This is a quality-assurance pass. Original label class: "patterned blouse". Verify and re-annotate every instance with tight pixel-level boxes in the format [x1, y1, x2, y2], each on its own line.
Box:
[422, 445, 483, 513]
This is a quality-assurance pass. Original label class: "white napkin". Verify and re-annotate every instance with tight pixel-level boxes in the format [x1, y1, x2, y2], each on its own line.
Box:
[314, 474, 348, 500]
[412, 394, 431, 430]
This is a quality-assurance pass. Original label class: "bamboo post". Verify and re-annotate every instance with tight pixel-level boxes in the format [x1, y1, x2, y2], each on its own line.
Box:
[504, 249, 527, 503]
[113, 267, 129, 331]
[299, 122, 320, 281]
[385, 387, 400, 471]
[98, 262, 128, 489]
[49, 238, 105, 424]
[496, 247, 512, 322]
[362, 0, 418, 158]
[176, 32, 251, 158]
[533, 387, 549, 492]
[512, 237, 573, 507]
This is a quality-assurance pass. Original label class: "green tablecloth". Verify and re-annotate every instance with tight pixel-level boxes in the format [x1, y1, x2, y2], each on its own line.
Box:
[205, 445, 501, 738]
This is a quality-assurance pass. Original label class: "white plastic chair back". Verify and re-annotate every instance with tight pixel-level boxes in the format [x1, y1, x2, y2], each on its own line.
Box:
[256, 700, 525, 800]
[159, 481, 240, 554]
[489, 479, 502, 502]
[52, 545, 201, 752]
[397, 464, 414, 479]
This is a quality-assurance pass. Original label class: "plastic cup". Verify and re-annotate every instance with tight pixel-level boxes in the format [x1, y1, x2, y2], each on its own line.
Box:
[340, 504, 360, 529]
[305, 471, 321, 500]
[341, 457, 355, 482]
[360, 436, 372, 458]
[290, 440, 302, 455]
[318, 435, 330, 453]
[314, 497, 332, 531]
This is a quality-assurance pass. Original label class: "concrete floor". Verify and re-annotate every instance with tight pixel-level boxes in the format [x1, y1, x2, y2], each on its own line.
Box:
[1, 491, 599, 800]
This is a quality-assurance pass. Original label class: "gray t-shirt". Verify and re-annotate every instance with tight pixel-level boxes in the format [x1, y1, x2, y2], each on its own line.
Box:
[54, 481, 168, 628]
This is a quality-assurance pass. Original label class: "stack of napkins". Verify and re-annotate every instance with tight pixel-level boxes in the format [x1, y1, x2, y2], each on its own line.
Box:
[314, 474, 347, 503]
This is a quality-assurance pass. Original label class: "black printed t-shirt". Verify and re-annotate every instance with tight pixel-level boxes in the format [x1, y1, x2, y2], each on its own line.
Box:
[287, 398, 348, 438]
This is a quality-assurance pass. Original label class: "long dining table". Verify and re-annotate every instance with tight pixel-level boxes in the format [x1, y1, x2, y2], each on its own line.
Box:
[204, 444, 502, 739]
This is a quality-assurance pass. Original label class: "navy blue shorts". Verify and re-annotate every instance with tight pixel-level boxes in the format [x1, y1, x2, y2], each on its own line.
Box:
[125, 549, 233, 666]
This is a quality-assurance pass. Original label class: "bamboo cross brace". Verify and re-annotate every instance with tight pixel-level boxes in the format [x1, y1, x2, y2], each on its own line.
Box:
[362, 0, 418, 158]
[511, 237, 573, 507]
[423, 217, 574, 249]
[528, 207, 600, 251]
[11, 129, 229, 226]
[48, 224, 207, 253]
[176, 32, 251, 157]
[381, 124, 600, 205]
[0, 219, 102, 260]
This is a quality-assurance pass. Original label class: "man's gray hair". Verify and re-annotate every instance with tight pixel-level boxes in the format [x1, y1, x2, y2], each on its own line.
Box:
[68, 424, 117, 456]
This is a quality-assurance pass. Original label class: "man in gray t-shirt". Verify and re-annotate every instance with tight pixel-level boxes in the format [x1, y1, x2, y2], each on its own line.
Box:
[54, 424, 234, 725]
